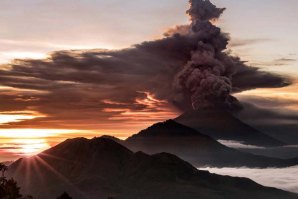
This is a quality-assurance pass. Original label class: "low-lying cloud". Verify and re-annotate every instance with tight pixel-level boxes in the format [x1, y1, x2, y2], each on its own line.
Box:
[234, 99, 298, 145]
[200, 166, 298, 194]
[217, 140, 265, 149]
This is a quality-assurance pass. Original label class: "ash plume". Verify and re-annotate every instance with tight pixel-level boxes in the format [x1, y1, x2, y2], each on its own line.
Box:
[174, 0, 235, 110]
[173, 0, 261, 110]
[0, 0, 291, 129]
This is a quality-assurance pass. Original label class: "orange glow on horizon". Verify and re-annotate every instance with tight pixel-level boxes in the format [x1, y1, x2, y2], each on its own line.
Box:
[237, 83, 298, 110]
[0, 129, 93, 160]
[9, 139, 50, 156]
[0, 128, 131, 161]
[103, 91, 179, 124]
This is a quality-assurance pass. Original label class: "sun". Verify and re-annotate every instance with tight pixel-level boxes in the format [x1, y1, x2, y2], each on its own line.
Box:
[11, 139, 51, 156]
[0, 129, 87, 159]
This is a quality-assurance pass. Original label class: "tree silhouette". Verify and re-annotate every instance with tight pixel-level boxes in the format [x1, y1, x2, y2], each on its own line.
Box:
[0, 163, 31, 199]
[57, 192, 72, 199]
[2, 178, 22, 199]
[0, 163, 8, 184]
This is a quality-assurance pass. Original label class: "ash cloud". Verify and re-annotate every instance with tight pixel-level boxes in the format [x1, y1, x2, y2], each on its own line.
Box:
[0, 0, 291, 129]
[235, 99, 298, 145]
[229, 38, 272, 48]
[173, 0, 290, 110]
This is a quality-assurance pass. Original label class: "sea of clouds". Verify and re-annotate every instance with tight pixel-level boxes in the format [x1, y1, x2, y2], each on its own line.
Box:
[218, 139, 298, 158]
[199, 166, 298, 194]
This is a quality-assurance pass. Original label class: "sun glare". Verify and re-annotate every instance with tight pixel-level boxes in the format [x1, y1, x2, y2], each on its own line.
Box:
[0, 129, 87, 159]
[10, 139, 50, 156]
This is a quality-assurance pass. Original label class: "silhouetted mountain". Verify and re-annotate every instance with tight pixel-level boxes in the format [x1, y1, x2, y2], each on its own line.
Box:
[125, 120, 298, 168]
[1, 161, 13, 166]
[8, 138, 298, 199]
[175, 109, 284, 147]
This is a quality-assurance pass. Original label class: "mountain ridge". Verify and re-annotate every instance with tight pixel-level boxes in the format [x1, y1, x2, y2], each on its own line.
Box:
[175, 109, 284, 147]
[8, 137, 298, 199]
[124, 120, 298, 168]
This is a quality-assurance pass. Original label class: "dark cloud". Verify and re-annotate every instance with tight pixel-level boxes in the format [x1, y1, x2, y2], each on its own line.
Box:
[237, 102, 298, 123]
[187, 0, 225, 21]
[250, 57, 297, 68]
[0, 0, 292, 130]
[235, 98, 298, 144]
[274, 58, 297, 66]
[275, 58, 297, 62]
[238, 95, 298, 109]
[232, 66, 291, 92]
[229, 38, 272, 48]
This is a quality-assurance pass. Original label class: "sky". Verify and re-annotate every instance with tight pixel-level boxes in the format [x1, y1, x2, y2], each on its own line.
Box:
[0, 0, 298, 161]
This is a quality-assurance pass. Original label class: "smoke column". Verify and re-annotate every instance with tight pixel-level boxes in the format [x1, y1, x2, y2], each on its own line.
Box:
[174, 0, 241, 110]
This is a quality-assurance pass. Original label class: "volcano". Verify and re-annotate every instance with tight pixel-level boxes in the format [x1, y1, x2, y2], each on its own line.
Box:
[175, 109, 284, 147]
[8, 137, 298, 199]
[124, 120, 298, 168]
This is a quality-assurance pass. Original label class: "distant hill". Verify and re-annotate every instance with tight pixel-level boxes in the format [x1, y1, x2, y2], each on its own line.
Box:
[175, 110, 284, 147]
[8, 137, 298, 199]
[1, 161, 13, 166]
[124, 120, 298, 168]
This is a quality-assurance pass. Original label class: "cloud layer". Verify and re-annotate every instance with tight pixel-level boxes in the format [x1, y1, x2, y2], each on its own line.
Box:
[0, 0, 291, 131]
[200, 166, 298, 194]
[217, 139, 265, 149]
